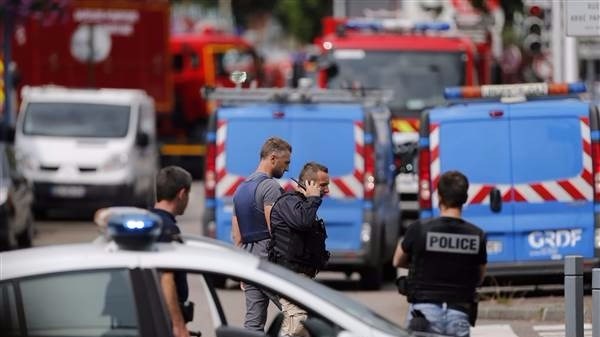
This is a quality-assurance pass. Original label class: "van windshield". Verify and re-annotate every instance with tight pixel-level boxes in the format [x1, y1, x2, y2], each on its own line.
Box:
[23, 102, 131, 138]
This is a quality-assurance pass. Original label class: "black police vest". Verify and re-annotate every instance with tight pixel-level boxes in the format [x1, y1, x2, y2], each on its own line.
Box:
[407, 219, 480, 303]
[233, 174, 271, 243]
[269, 192, 330, 275]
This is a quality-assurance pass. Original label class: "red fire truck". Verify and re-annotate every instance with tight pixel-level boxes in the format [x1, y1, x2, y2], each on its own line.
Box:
[313, 14, 494, 226]
[11, 0, 262, 176]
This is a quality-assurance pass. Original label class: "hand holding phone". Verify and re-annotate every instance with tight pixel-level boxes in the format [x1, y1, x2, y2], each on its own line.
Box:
[290, 177, 306, 190]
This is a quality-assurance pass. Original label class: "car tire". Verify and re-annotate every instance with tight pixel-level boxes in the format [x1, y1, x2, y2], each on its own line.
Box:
[33, 207, 47, 220]
[359, 265, 383, 290]
[0, 231, 13, 251]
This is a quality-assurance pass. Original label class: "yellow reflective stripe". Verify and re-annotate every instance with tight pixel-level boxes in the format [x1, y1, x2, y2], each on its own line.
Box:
[160, 144, 206, 156]
[391, 119, 420, 132]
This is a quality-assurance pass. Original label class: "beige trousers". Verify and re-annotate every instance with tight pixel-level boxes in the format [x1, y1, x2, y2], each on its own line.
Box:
[279, 297, 309, 337]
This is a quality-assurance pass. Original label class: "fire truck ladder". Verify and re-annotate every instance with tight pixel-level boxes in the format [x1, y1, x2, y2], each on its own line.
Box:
[203, 87, 392, 106]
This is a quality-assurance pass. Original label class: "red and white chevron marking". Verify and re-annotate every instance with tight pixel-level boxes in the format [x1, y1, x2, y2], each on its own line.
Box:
[430, 117, 593, 205]
[215, 121, 366, 199]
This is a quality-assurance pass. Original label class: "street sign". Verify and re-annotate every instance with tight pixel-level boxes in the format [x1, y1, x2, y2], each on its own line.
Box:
[565, 1, 600, 37]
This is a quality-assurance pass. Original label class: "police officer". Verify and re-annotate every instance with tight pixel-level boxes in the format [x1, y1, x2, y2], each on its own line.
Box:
[94, 166, 193, 337]
[393, 170, 487, 337]
[152, 166, 193, 337]
[231, 137, 292, 332]
[268, 162, 330, 337]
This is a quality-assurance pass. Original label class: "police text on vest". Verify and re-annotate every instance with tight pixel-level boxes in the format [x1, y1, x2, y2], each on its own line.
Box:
[426, 232, 480, 254]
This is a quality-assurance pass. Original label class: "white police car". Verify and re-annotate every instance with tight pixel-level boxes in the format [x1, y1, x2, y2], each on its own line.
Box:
[0, 208, 410, 337]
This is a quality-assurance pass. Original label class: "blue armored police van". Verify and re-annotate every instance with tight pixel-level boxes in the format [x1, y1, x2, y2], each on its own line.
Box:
[418, 82, 600, 281]
[202, 86, 400, 289]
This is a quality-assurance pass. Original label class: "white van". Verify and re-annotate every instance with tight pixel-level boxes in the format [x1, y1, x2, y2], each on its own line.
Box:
[15, 86, 158, 215]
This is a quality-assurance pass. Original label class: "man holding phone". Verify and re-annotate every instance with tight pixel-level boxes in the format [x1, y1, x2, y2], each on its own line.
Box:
[268, 162, 331, 337]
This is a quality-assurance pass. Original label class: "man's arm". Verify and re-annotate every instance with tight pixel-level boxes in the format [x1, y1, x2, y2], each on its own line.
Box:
[231, 215, 242, 247]
[264, 204, 274, 232]
[160, 272, 190, 337]
[478, 264, 487, 285]
[392, 240, 410, 268]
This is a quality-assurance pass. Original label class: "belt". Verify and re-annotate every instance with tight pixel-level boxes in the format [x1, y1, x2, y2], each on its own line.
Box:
[414, 301, 472, 315]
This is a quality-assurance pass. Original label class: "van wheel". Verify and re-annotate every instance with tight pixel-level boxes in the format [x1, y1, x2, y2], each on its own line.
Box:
[359, 265, 383, 290]
[383, 261, 397, 281]
[33, 207, 47, 220]
[0, 231, 12, 251]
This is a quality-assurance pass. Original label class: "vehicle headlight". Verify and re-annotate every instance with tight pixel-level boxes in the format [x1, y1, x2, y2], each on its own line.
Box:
[102, 153, 129, 172]
[0, 183, 8, 205]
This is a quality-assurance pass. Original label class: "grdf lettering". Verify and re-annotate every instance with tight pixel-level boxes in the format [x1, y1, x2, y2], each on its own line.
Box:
[528, 229, 582, 249]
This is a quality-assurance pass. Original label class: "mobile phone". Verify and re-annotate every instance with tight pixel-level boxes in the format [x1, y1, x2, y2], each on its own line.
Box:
[290, 177, 306, 190]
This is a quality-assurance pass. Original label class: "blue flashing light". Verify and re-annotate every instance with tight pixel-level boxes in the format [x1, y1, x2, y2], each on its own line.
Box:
[568, 82, 586, 94]
[420, 210, 433, 219]
[419, 137, 429, 147]
[345, 19, 383, 31]
[106, 208, 163, 249]
[364, 132, 374, 144]
[414, 22, 451, 31]
[206, 131, 216, 142]
[205, 198, 216, 208]
[444, 87, 463, 100]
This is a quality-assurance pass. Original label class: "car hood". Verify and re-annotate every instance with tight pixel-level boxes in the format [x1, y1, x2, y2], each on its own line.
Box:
[17, 136, 131, 167]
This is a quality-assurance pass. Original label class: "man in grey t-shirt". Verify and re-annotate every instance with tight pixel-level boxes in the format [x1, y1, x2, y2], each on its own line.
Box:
[232, 137, 292, 332]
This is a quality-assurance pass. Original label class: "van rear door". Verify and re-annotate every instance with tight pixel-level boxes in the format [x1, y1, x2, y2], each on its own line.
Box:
[509, 100, 593, 261]
[284, 103, 365, 252]
[429, 103, 516, 263]
[215, 103, 365, 249]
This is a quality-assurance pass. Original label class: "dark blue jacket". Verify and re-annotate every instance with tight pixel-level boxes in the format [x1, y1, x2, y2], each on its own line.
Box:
[152, 208, 188, 302]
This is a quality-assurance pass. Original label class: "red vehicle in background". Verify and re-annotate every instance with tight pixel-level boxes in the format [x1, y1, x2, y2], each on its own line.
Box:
[314, 14, 493, 226]
[11, 0, 262, 177]
[165, 28, 262, 171]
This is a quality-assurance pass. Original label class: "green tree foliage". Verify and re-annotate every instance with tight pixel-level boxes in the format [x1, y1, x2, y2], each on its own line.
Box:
[221, 0, 332, 43]
[273, 0, 332, 43]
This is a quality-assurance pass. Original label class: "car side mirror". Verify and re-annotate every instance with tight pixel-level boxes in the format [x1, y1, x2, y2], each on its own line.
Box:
[136, 132, 149, 147]
[0, 126, 15, 143]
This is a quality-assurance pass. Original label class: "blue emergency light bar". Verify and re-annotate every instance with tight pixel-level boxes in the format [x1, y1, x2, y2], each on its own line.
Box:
[345, 18, 451, 32]
[414, 22, 451, 31]
[105, 208, 163, 249]
[346, 19, 383, 31]
[444, 82, 587, 100]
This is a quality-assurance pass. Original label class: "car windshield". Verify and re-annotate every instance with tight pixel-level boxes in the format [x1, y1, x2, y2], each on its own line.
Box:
[258, 260, 409, 336]
[328, 50, 466, 111]
[23, 102, 131, 138]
